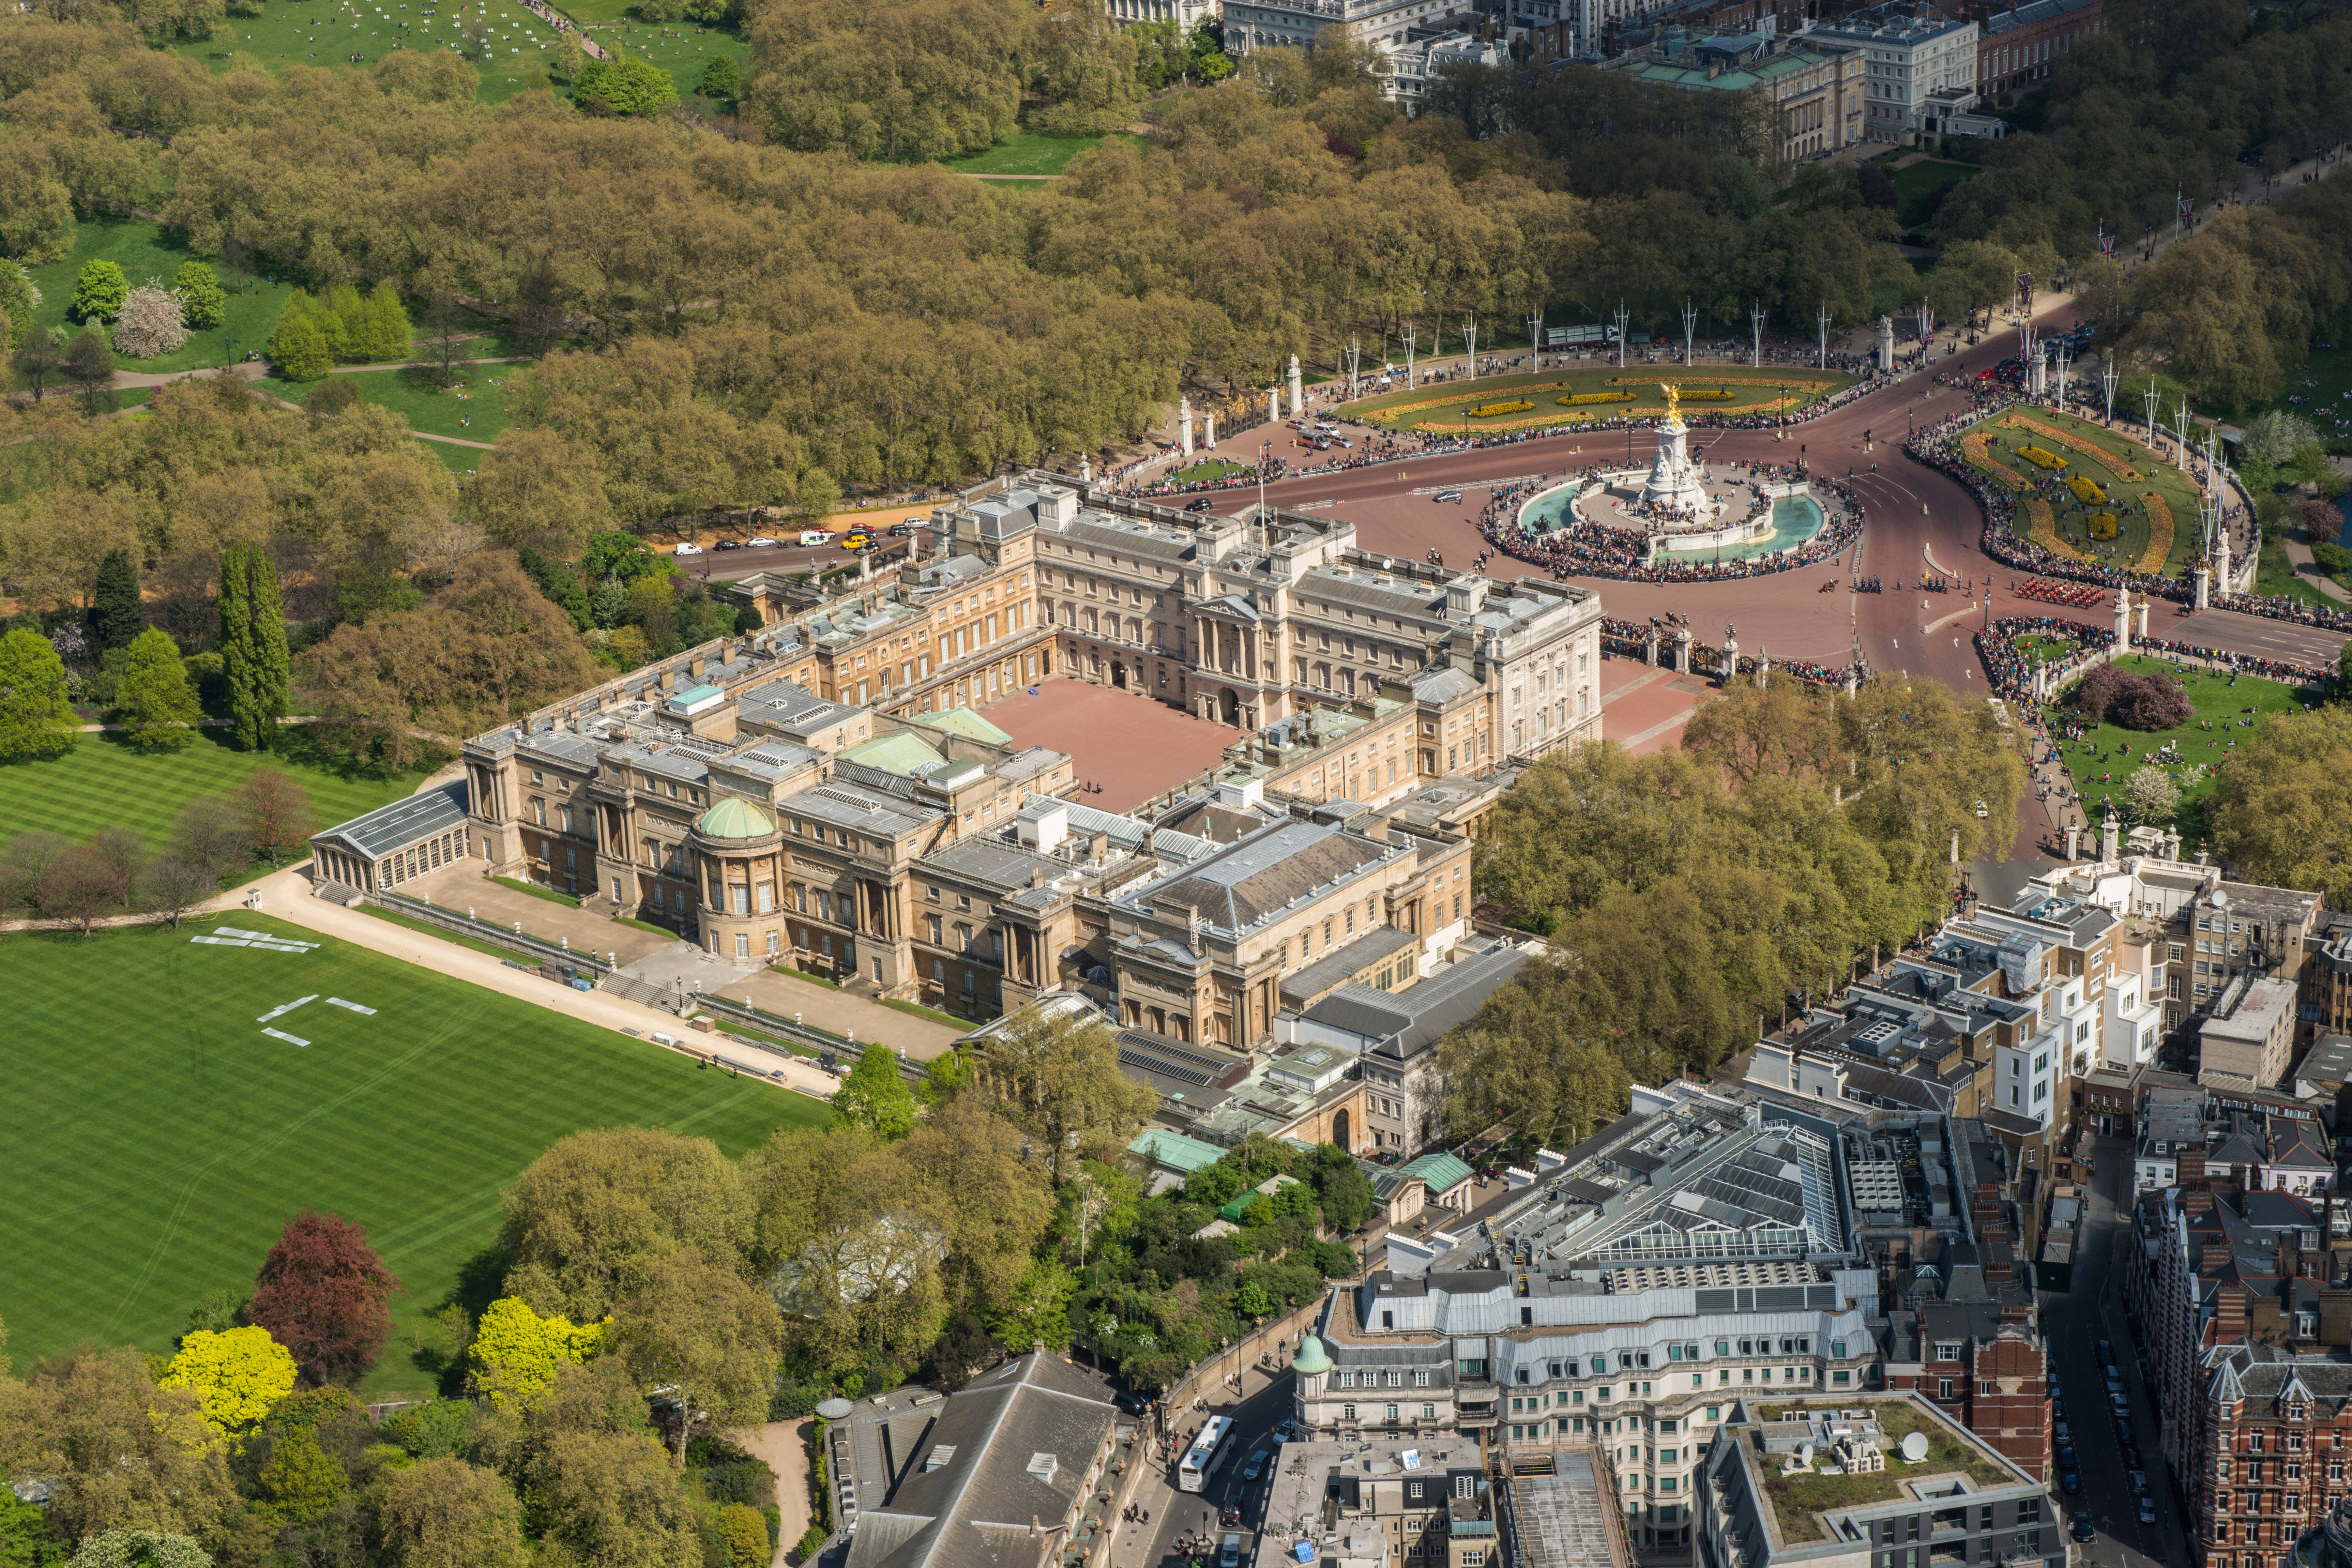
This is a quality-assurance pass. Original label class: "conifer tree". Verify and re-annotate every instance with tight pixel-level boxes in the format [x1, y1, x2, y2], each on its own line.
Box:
[90, 546, 142, 653]
[219, 543, 288, 751]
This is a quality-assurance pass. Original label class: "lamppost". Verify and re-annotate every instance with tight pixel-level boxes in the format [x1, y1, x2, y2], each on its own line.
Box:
[2143, 382, 2160, 450]
[1750, 301, 1765, 369]
[1816, 302, 1830, 371]
[2101, 358, 2118, 426]
[1401, 322, 1416, 389]
[1461, 314, 1480, 382]
[1613, 302, 1630, 369]
[1527, 308, 1544, 372]
[1682, 298, 1698, 367]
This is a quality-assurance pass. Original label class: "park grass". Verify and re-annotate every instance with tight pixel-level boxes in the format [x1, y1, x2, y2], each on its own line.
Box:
[880, 996, 966, 1029]
[550, 9, 749, 99]
[1888, 159, 1977, 230]
[611, 914, 678, 937]
[275, 361, 527, 444]
[0, 914, 823, 1395]
[2252, 343, 2352, 434]
[770, 963, 840, 990]
[2256, 534, 2336, 608]
[2014, 634, 2078, 662]
[1171, 458, 1250, 484]
[26, 217, 292, 377]
[1340, 364, 1854, 435]
[0, 728, 428, 886]
[176, 0, 572, 106]
[2053, 653, 2312, 844]
[937, 129, 1149, 178]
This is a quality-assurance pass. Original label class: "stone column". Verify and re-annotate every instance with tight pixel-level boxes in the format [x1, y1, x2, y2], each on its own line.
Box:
[2066, 824, 2082, 860]
[1180, 396, 1195, 458]
[1673, 628, 1693, 674]
[1644, 629, 1660, 666]
[2135, 600, 2151, 640]
[1876, 315, 1895, 372]
[1205, 414, 1217, 449]
[2195, 563, 2211, 611]
[1720, 632, 1740, 685]
[1268, 388, 1279, 425]
[2113, 587, 2133, 654]
[1288, 354, 1304, 418]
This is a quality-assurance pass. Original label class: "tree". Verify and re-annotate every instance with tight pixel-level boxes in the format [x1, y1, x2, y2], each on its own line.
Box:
[572, 55, 678, 117]
[230, 768, 316, 866]
[11, 331, 59, 401]
[1304, 1144, 1372, 1231]
[37, 846, 127, 934]
[373, 1458, 529, 1568]
[218, 542, 289, 751]
[0, 1346, 237, 1546]
[1032, 0, 1142, 136]
[157, 1325, 300, 1437]
[0, 830, 69, 917]
[175, 261, 225, 331]
[269, 295, 333, 381]
[467, 1297, 607, 1408]
[140, 852, 218, 925]
[698, 55, 740, 101]
[112, 283, 187, 360]
[91, 826, 151, 902]
[607, 1247, 786, 1465]
[258, 1426, 348, 1524]
[62, 327, 114, 411]
[2243, 409, 2322, 467]
[169, 796, 248, 883]
[975, 1005, 1157, 1185]
[499, 1126, 753, 1323]
[832, 1043, 919, 1139]
[2209, 705, 2352, 908]
[2123, 764, 2184, 828]
[1434, 961, 1635, 1147]
[462, 431, 616, 552]
[520, 1428, 701, 1568]
[118, 629, 200, 751]
[246, 1209, 403, 1385]
[0, 1477, 61, 1567]
[745, 1126, 945, 1377]
[90, 548, 143, 653]
[718, 1504, 769, 1568]
[70, 259, 127, 321]
[748, 0, 1027, 159]
[898, 1097, 1053, 1308]
[0, 629, 76, 765]
[65, 1532, 211, 1568]
[0, 261, 41, 350]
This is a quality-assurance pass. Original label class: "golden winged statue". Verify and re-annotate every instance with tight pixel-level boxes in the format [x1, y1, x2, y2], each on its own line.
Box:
[1659, 382, 1680, 420]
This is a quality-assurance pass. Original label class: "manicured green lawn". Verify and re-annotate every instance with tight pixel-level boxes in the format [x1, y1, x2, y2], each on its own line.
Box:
[1967, 408, 2206, 576]
[177, 0, 572, 105]
[937, 129, 1150, 177]
[275, 361, 527, 444]
[553, 10, 749, 99]
[1172, 458, 1250, 484]
[2013, 634, 2078, 662]
[0, 729, 429, 885]
[1890, 159, 1977, 229]
[0, 915, 823, 1395]
[2254, 534, 2335, 608]
[2254, 345, 2352, 435]
[2054, 654, 2315, 841]
[26, 217, 292, 376]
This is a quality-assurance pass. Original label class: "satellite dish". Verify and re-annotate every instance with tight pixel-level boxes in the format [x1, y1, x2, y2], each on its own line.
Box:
[817, 1398, 855, 1421]
[1901, 1432, 1930, 1463]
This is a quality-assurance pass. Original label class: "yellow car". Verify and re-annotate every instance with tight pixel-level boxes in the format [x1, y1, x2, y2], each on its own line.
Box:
[840, 533, 870, 550]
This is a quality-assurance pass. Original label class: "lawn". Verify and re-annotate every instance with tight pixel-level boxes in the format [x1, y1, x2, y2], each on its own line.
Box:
[1960, 408, 2206, 576]
[26, 217, 292, 376]
[2013, 634, 2078, 662]
[1757, 1400, 2015, 1535]
[1171, 457, 1250, 484]
[2052, 653, 2313, 842]
[2253, 344, 2352, 438]
[0, 729, 429, 887]
[2255, 534, 2335, 608]
[0, 914, 824, 1396]
[937, 129, 1150, 178]
[177, 0, 574, 105]
[549, 9, 749, 100]
[1888, 158, 1977, 230]
[275, 360, 527, 444]
[1341, 366, 1854, 436]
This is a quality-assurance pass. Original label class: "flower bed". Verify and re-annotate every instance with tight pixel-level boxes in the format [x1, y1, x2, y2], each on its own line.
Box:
[1559, 391, 1634, 406]
[1468, 400, 1535, 417]
[2089, 510, 2119, 538]
[2017, 444, 2068, 471]
[2067, 476, 2107, 504]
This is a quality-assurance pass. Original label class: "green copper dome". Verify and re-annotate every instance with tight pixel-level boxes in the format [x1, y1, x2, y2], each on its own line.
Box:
[1292, 1334, 1331, 1376]
[695, 796, 776, 840]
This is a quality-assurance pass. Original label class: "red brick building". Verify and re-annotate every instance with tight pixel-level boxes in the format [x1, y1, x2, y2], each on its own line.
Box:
[1974, 0, 2103, 104]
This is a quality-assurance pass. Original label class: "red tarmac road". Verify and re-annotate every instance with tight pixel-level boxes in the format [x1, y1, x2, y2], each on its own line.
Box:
[1198, 324, 2351, 857]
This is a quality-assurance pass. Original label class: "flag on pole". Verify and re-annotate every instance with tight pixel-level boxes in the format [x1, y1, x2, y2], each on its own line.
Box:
[2178, 194, 2194, 224]
[2099, 231, 2115, 259]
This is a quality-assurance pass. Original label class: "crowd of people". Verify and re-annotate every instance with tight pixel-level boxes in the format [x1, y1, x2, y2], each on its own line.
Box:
[1599, 615, 1860, 690]
[2014, 577, 2110, 609]
[1473, 460, 1864, 585]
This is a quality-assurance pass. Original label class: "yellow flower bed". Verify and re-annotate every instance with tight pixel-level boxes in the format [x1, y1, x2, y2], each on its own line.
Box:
[1674, 389, 1737, 401]
[2011, 413, 2145, 481]
[1467, 400, 1534, 417]
[2138, 491, 2174, 573]
[2068, 476, 2107, 505]
[2088, 510, 2119, 538]
[1559, 391, 1635, 406]
[2016, 445, 2068, 471]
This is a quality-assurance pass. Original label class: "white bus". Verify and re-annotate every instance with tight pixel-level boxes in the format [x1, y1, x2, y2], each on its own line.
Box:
[1178, 1416, 1237, 1492]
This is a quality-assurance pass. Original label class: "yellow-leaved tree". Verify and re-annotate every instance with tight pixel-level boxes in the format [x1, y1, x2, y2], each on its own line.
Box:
[466, 1296, 607, 1407]
[157, 1325, 298, 1438]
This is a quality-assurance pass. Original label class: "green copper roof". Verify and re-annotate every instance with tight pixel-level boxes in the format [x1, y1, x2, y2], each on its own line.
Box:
[910, 706, 1013, 746]
[1400, 1152, 1474, 1193]
[840, 731, 948, 777]
[695, 796, 776, 840]
[1128, 1129, 1226, 1174]
[1293, 1335, 1332, 1376]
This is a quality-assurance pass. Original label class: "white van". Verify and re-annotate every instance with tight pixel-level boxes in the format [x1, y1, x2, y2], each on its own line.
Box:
[798, 530, 835, 546]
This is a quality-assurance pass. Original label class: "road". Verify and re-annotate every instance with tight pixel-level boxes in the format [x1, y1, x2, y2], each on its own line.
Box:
[1112, 1372, 1298, 1568]
[2043, 1133, 2191, 1568]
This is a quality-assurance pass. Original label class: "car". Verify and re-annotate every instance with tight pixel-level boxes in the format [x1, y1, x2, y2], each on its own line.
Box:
[798, 530, 834, 545]
[2061, 1471, 2081, 1494]
[1433, 489, 1463, 503]
[1243, 1450, 1271, 1481]
[746, 535, 778, 548]
[714, 538, 741, 550]
[673, 541, 703, 555]
[2129, 1471, 2149, 1497]
[2098, 1340, 2115, 1366]
[1273, 1420, 1301, 1443]
[2137, 1501, 2157, 1527]
[902, 515, 926, 527]
[1220, 1504, 1242, 1529]
[839, 533, 870, 550]
[2070, 1513, 2097, 1544]
[1185, 497, 1216, 512]
[1220, 1534, 1243, 1568]
[2122, 1445, 2141, 1470]
[890, 521, 921, 536]
[2055, 1422, 2071, 1444]
[2056, 1446, 2077, 1469]
[2111, 1393, 2130, 1415]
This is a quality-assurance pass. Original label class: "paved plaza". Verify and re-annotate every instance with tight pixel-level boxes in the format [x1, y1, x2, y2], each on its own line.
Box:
[979, 679, 1247, 812]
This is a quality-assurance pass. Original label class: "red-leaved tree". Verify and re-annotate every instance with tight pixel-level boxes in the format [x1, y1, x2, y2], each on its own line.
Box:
[248, 1210, 402, 1386]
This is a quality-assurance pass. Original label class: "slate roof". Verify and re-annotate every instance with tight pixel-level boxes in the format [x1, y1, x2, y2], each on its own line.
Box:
[312, 781, 469, 859]
[1122, 820, 1391, 937]
[841, 1352, 1121, 1568]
